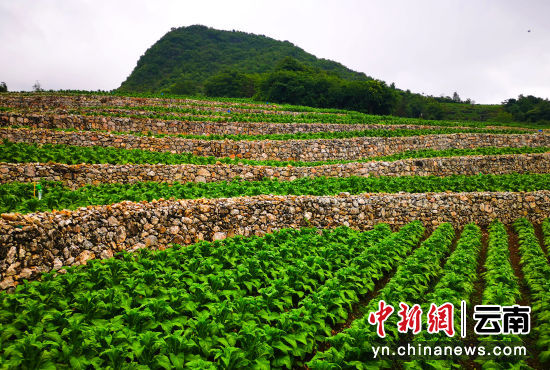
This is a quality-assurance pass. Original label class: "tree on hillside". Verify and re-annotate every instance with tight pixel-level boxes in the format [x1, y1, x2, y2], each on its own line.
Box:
[0, 82, 7, 92]
[452, 91, 461, 102]
[524, 100, 550, 123]
[503, 94, 550, 123]
[204, 70, 255, 98]
[258, 61, 397, 115]
[424, 102, 444, 120]
[167, 74, 199, 95]
[32, 81, 43, 92]
[274, 56, 310, 72]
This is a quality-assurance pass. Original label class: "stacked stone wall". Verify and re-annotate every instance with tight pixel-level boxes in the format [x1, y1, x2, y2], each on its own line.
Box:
[1, 153, 548, 189]
[2, 127, 549, 161]
[0, 94, 310, 113]
[1, 191, 548, 289]
[0, 112, 453, 135]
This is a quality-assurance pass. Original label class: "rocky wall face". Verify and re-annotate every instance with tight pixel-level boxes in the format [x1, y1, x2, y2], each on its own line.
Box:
[1, 153, 549, 189]
[0, 94, 303, 113]
[1, 112, 479, 136]
[1, 127, 550, 162]
[1, 191, 548, 289]
[0, 94, 229, 109]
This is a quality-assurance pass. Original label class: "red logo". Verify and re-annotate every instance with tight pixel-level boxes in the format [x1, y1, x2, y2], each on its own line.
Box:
[368, 300, 395, 338]
[427, 303, 455, 337]
[397, 303, 423, 335]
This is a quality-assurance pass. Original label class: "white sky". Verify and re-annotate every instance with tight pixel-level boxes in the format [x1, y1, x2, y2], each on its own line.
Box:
[1, 0, 549, 104]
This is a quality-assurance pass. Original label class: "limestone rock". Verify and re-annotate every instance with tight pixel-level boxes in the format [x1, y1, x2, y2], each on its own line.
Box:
[76, 250, 95, 266]
[213, 232, 227, 241]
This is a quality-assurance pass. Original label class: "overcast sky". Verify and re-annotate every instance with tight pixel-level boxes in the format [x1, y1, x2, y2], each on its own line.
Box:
[1, 0, 549, 104]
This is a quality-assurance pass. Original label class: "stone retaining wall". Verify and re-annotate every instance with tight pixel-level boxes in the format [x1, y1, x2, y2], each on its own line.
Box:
[2, 153, 549, 189]
[1, 191, 548, 289]
[0, 94, 300, 114]
[0, 112, 451, 136]
[2, 127, 550, 161]
[0, 94, 162, 108]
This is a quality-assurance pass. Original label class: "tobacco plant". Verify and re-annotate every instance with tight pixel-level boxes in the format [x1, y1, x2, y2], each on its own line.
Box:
[309, 223, 455, 368]
[2, 173, 550, 215]
[0, 225, 397, 368]
[514, 218, 550, 363]
[2, 139, 548, 167]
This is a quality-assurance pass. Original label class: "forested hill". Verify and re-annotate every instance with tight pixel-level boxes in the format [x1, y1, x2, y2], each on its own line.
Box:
[118, 25, 370, 93]
[116, 25, 550, 125]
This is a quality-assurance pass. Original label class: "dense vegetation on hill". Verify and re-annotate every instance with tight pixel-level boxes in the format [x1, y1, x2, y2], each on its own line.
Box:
[255, 57, 397, 114]
[117, 25, 550, 124]
[118, 25, 370, 94]
[503, 94, 550, 124]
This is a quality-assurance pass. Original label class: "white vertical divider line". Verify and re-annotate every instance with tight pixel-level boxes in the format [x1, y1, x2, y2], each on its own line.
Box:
[461, 300, 467, 338]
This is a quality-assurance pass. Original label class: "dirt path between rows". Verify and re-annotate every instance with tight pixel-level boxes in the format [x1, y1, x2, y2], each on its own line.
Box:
[507, 225, 541, 369]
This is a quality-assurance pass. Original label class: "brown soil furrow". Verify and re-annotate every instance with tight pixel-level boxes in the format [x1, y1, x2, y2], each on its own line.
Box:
[506, 225, 541, 369]
[459, 229, 489, 370]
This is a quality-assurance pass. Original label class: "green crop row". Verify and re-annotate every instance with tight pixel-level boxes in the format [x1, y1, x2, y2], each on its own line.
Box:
[308, 223, 455, 368]
[475, 221, 527, 369]
[121, 126, 533, 141]
[2, 173, 550, 215]
[542, 218, 550, 257]
[73, 105, 340, 120]
[206, 221, 424, 368]
[483, 221, 522, 306]
[403, 224, 482, 370]
[2, 140, 549, 167]
[63, 105, 469, 128]
[0, 223, 421, 368]
[51, 117, 535, 139]
[514, 218, 550, 363]
[64, 103, 537, 128]
[2, 122, 532, 141]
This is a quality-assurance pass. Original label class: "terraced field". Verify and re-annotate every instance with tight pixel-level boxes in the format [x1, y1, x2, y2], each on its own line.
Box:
[0, 93, 549, 368]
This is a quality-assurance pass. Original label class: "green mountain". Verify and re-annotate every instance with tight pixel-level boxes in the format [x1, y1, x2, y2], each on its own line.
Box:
[118, 25, 370, 93]
[116, 25, 550, 125]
